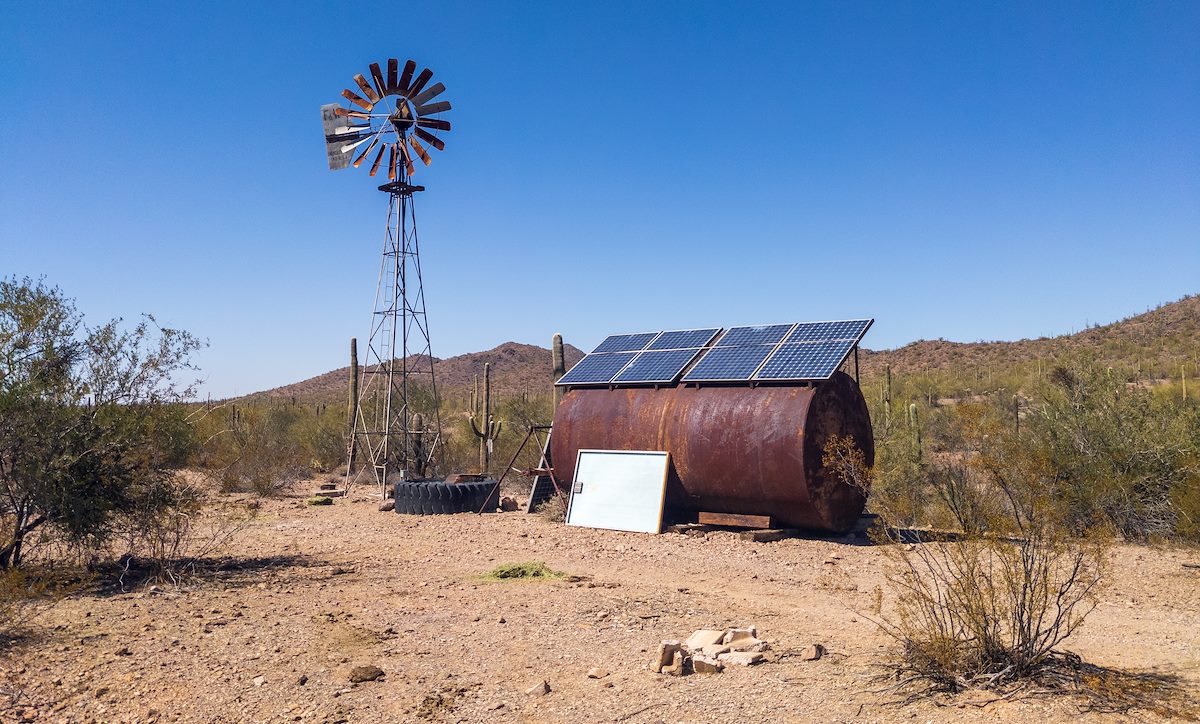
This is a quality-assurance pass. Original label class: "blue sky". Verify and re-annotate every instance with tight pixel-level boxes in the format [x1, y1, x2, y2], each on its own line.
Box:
[2, 1, 1197, 398]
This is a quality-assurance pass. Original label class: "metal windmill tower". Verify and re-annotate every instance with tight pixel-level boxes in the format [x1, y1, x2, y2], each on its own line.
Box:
[321, 59, 452, 490]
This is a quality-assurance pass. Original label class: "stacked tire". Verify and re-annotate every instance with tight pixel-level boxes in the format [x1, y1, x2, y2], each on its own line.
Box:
[392, 481, 500, 515]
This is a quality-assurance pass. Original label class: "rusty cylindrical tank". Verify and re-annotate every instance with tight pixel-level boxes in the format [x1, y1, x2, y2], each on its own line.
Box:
[551, 371, 873, 532]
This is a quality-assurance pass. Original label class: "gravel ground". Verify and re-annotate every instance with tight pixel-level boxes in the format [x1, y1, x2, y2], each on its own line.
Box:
[2, 480, 1198, 723]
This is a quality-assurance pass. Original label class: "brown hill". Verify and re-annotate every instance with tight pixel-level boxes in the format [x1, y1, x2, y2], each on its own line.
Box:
[246, 341, 585, 404]
[861, 294, 1199, 379]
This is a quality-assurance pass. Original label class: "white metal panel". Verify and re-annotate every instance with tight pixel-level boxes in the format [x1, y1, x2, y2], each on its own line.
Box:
[566, 450, 669, 534]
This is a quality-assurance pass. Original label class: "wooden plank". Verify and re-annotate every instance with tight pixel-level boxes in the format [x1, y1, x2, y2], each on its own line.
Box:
[738, 528, 801, 543]
[697, 511, 773, 529]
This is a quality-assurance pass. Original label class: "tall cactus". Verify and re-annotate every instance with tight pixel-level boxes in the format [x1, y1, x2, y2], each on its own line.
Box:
[470, 362, 502, 475]
[410, 412, 427, 479]
[883, 363, 893, 430]
[552, 333, 565, 408]
[347, 337, 359, 471]
[908, 402, 922, 462]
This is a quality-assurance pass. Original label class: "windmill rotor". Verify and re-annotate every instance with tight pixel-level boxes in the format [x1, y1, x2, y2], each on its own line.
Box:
[322, 58, 451, 176]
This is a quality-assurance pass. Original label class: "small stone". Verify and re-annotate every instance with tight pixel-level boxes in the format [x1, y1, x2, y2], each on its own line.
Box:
[114, 646, 132, 656]
[497, 616, 506, 624]
[654, 641, 682, 672]
[253, 675, 266, 687]
[717, 651, 763, 666]
[800, 644, 826, 661]
[721, 627, 757, 644]
[691, 655, 724, 674]
[378, 500, 395, 512]
[685, 630, 726, 650]
[586, 667, 608, 679]
[348, 665, 384, 683]
[297, 674, 308, 686]
[525, 680, 551, 696]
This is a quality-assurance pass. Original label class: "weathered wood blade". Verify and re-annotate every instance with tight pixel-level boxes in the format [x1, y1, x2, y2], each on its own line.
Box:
[415, 117, 451, 131]
[352, 135, 380, 167]
[368, 144, 386, 176]
[398, 60, 416, 95]
[341, 89, 374, 112]
[407, 68, 433, 98]
[414, 127, 445, 151]
[334, 107, 372, 119]
[386, 58, 398, 93]
[388, 144, 397, 181]
[409, 81, 445, 108]
[369, 63, 387, 99]
[398, 140, 416, 176]
[409, 136, 432, 166]
[415, 100, 451, 116]
[353, 74, 380, 103]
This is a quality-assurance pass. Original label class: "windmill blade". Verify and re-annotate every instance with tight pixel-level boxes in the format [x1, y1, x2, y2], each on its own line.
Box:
[388, 143, 398, 181]
[340, 135, 374, 153]
[415, 117, 451, 132]
[398, 140, 416, 176]
[341, 89, 374, 111]
[368, 144, 386, 176]
[409, 136, 432, 166]
[398, 60, 416, 95]
[334, 107, 372, 119]
[410, 81, 445, 108]
[415, 100, 451, 116]
[333, 123, 370, 135]
[352, 134, 381, 167]
[386, 58, 398, 93]
[414, 127, 445, 151]
[353, 74, 380, 103]
[368, 63, 387, 99]
[407, 68, 433, 98]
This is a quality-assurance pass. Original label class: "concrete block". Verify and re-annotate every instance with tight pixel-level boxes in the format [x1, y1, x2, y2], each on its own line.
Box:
[722, 627, 757, 644]
[717, 651, 763, 666]
[685, 629, 727, 650]
[654, 641, 682, 673]
[691, 655, 724, 674]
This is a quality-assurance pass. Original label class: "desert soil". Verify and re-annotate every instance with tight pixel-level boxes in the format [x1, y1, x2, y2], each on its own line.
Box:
[2, 480, 1198, 724]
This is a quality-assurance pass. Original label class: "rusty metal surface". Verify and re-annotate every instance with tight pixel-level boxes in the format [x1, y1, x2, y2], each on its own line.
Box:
[550, 371, 873, 532]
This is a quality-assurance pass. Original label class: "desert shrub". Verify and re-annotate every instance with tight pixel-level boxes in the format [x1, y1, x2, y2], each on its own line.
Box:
[534, 494, 566, 523]
[0, 277, 201, 569]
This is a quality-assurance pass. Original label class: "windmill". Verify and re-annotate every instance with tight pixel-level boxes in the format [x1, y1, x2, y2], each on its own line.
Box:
[322, 59, 452, 491]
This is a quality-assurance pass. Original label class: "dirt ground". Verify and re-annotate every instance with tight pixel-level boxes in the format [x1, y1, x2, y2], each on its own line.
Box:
[2, 480, 1198, 724]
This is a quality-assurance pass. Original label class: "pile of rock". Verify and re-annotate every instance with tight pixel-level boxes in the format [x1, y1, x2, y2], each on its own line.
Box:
[653, 626, 770, 675]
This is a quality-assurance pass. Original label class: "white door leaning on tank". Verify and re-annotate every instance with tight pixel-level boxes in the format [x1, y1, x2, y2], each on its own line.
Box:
[566, 450, 670, 534]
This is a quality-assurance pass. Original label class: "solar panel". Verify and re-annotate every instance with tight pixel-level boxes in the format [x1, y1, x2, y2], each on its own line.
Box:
[647, 328, 721, 350]
[715, 324, 794, 347]
[784, 319, 872, 343]
[592, 332, 659, 354]
[682, 345, 777, 382]
[613, 348, 705, 384]
[555, 351, 637, 385]
[755, 340, 853, 380]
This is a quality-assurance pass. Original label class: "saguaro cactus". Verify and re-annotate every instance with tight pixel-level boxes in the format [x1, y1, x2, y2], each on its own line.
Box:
[470, 362, 502, 475]
[552, 333, 565, 408]
[347, 337, 359, 470]
[908, 402, 922, 462]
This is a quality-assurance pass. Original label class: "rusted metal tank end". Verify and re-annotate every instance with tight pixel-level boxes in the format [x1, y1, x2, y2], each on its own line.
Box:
[551, 371, 874, 533]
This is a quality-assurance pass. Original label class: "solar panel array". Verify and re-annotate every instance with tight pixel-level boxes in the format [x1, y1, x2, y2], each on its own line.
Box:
[555, 320, 872, 387]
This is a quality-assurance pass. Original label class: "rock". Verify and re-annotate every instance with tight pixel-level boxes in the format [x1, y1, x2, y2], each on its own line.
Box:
[348, 665, 384, 683]
[499, 496, 519, 511]
[253, 675, 266, 687]
[700, 643, 732, 657]
[586, 667, 608, 679]
[691, 655, 724, 674]
[497, 616, 506, 624]
[663, 650, 685, 676]
[378, 500, 395, 512]
[722, 627, 757, 644]
[727, 637, 770, 653]
[800, 644, 826, 661]
[654, 641, 682, 672]
[717, 651, 763, 666]
[114, 646, 132, 656]
[297, 674, 308, 686]
[525, 680, 551, 696]
[306, 496, 333, 506]
[685, 629, 726, 650]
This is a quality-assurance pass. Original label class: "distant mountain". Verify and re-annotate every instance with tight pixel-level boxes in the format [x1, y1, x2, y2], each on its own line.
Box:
[861, 294, 1198, 379]
[244, 341, 586, 404]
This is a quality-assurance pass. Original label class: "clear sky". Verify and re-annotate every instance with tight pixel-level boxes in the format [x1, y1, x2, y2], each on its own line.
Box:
[2, 1, 1197, 398]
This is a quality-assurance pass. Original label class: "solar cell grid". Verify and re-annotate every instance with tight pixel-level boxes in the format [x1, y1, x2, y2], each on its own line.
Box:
[755, 340, 850, 380]
[613, 348, 702, 383]
[682, 345, 776, 381]
[592, 332, 659, 354]
[554, 351, 637, 385]
[785, 320, 871, 343]
[716, 324, 794, 347]
[647, 328, 721, 350]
